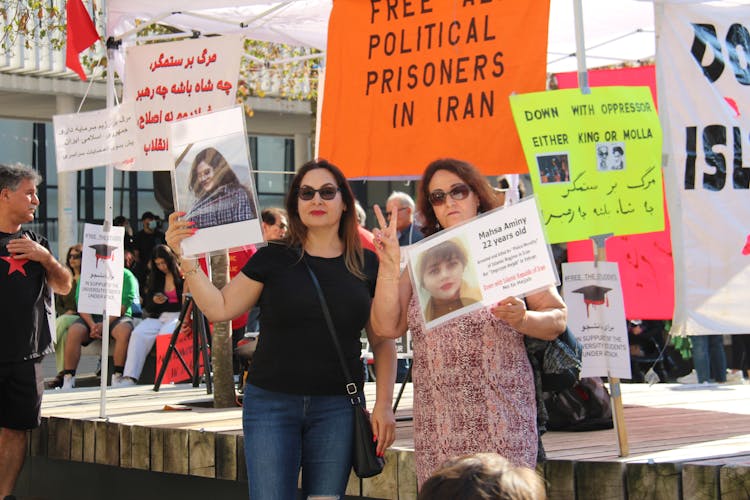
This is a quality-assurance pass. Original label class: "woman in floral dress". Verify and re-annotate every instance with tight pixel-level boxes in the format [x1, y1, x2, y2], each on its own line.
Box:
[371, 158, 567, 486]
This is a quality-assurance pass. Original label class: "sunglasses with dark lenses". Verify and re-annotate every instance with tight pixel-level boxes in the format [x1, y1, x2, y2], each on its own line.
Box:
[69, 253, 82, 259]
[428, 184, 471, 206]
[297, 186, 340, 201]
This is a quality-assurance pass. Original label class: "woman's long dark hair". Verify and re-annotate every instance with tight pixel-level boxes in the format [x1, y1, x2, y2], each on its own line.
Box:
[284, 158, 364, 279]
[146, 244, 183, 294]
[417, 158, 501, 238]
[65, 243, 82, 275]
[188, 147, 245, 198]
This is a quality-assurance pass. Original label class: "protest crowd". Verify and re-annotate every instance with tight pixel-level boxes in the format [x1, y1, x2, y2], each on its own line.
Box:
[4, 2, 750, 499]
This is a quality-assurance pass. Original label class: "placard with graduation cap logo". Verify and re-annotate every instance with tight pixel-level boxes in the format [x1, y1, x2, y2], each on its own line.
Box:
[562, 261, 631, 379]
[89, 243, 118, 278]
[78, 224, 125, 316]
[572, 284, 612, 318]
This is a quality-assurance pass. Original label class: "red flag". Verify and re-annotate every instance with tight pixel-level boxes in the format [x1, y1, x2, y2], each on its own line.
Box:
[65, 0, 100, 80]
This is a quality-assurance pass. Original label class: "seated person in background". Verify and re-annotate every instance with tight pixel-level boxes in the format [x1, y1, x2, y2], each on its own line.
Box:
[246, 209, 288, 333]
[49, 244, 83, 388]
[61, 267, 139, 389]
[117, 245, 184, 386]
[196, 245, 257, 376]
[628, 319, 672, 382]
[418, 453, 546, 500]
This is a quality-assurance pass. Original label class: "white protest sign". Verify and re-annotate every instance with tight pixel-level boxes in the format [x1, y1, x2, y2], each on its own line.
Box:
[52, 103, 137, 172]
[171, 106, 264, 257]
[562, 261, 631, 379]
[406, 197, 558, 329]
[78, 224, 125, 315]
[123, 34, 243, 170]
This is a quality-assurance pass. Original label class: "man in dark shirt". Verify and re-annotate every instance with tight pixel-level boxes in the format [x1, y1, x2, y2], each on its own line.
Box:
[0, 163, 71, 500]
[132, 211, 165, 287]
[385, 191, 423, 382]
[385, 191, 424, 247]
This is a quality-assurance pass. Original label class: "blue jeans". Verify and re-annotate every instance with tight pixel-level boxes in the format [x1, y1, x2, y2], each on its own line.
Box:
[692, 335, 727, 383]
[242, 383, 354, 500]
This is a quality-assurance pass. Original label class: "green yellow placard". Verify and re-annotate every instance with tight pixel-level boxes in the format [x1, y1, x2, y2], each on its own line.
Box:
[509, 87, 663, 244]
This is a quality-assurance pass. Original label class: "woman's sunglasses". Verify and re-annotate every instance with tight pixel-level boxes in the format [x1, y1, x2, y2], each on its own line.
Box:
[69, 253, 82, 260]
[297, 186, 340, 201]
[428, 184, 471, 206]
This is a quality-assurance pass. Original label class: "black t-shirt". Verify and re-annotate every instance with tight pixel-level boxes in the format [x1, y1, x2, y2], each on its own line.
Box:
[0, 230, 54, 362]
[242, 242, 378, 395]
[133, 229, 165, 263]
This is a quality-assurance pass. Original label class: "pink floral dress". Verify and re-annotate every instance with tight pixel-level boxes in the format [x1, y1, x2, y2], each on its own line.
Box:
[408, 295, 537, 486]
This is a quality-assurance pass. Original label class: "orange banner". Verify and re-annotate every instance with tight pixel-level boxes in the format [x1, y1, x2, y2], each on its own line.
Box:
[319, 0, 550, 178]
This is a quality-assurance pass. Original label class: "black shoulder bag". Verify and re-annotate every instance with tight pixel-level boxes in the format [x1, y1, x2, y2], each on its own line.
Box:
[302, 258, 385, 478]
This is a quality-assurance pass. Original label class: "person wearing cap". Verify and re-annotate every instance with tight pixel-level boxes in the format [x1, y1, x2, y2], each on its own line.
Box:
[133, 211, 165, 289]
[0, 163, 72, 500]
[113, 215, 135, 253]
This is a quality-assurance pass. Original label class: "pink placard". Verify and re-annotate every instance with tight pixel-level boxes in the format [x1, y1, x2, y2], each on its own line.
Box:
[558, 66, 673, 319]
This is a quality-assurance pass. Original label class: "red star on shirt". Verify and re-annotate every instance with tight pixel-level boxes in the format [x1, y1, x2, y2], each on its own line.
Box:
[1, 255, 29, 276]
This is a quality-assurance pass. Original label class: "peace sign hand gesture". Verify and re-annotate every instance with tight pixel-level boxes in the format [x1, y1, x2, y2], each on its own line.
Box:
[371, 204, 401, 277]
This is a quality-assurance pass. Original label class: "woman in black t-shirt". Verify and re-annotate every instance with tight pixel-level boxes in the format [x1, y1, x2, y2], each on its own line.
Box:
[166, 159, 399, 499]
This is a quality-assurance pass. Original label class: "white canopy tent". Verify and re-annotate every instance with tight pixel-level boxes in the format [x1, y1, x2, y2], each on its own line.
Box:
[106, 0, 656, 74]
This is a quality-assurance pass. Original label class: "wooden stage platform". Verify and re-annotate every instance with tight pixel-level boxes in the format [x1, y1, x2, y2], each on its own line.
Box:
[22, 381, 750, 499]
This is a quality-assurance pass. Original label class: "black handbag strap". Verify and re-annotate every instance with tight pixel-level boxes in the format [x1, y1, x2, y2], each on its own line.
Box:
[301, 256, 360, 405]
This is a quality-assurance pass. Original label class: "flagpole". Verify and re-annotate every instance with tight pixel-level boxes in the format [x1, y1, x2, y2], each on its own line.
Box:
[99, 37, 121, 419]
[573, 0, 629, 457]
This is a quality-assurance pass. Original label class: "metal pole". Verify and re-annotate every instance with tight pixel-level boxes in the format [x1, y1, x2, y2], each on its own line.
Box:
[573, 0, 591, 95]
[99, 37, 120, 419]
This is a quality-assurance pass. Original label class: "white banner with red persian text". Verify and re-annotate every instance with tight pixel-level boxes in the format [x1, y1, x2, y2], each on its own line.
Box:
[122, 35, 243, 170]
[657, 1, 750, 335]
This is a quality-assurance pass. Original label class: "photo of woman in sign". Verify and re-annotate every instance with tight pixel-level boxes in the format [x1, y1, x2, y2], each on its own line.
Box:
[417, 238, 482, 323]
[185, 147, 257, 229]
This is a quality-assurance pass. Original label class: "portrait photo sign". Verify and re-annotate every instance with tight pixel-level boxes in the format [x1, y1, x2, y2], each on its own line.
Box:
[171, 106, 263, 258]
[406, 197, 558, 329]
[509, 86, 664, 244]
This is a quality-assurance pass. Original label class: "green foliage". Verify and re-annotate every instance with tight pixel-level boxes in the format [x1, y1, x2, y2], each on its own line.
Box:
[0, 0, 67, 52]
[237, 39, 320, 117]
[132, 23, 321, 116]
[0, 3, 320, 114]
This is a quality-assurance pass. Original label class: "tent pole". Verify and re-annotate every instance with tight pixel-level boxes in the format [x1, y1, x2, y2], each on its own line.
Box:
[98, 37, 120, 419]
[573, 0, 590, 94]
